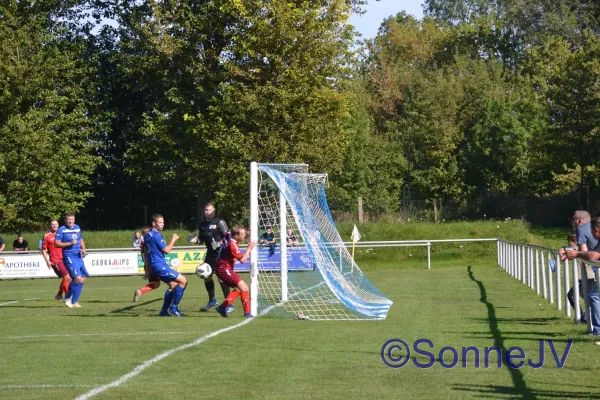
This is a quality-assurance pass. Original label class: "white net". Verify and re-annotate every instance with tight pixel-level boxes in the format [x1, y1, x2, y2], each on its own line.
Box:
[253, 164, 393, 320]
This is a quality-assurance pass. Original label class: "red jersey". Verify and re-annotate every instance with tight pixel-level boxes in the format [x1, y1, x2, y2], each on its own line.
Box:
[42, 232, 63, 264]
[217, 233, 243, 268]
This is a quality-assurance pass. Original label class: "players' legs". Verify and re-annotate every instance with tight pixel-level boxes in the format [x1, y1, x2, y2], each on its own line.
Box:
[135, 279, 160, 301]
[235, 280, 251, 316]
[204, 277, 216, 300]
[160, 282, 177, 315]
[71, 275, 87, 305]
[200, 258, 222, 311]
[206, 257, 231, 299]
[169, 274, 188, 314]
[64, 259, 81, 307]
[53, 263, 71, 300]
[216, 269, 250, 317]
[156, 268, 187, 316]
[71, 264, 89, 306]
[219, 279, 231, 299]
[588, 282, 600, 335]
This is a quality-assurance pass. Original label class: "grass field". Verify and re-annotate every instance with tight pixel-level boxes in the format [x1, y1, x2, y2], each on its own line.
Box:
[1, 219, 571, 250]
[2, 259, 600, 400]
[1, 220, 588, 399]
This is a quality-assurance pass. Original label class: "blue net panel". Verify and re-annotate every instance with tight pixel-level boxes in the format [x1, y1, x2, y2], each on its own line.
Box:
[255, 164, 393, 320]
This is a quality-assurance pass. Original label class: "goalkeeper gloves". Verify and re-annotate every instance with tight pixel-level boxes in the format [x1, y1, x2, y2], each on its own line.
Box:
[210, 239, 221, 251]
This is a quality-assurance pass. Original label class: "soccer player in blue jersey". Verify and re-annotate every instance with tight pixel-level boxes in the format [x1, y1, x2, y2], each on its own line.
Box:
[144, 214, 187, 316]
[54, 213, 87, 308]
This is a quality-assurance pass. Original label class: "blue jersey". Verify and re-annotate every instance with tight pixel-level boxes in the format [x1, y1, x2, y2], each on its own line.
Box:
[55, 224, 83, 256]
[144, 229, 168, 268]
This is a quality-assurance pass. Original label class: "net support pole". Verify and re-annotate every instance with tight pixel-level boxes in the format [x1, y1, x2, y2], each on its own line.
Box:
[250, 161, 259, 316]
[280, 191, 288, 302]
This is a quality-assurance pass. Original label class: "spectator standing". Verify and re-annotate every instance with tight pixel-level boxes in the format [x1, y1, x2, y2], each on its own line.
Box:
[566, 216, 600, 336]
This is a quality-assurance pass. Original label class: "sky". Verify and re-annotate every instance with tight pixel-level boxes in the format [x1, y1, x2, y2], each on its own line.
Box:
[349, 0, 425, 40]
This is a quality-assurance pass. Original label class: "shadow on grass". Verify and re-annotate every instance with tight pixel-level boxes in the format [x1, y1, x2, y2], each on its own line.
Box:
[459, 334, 576, 343]
[452, 330, 566, 339]
[465, 265, 534, 400]
[467, 317, 562, 325]
[452, 383, 600, 399]
[111, 298, 162, 313]
[63, 312, 225, 318]
[4, 305, 65, 309]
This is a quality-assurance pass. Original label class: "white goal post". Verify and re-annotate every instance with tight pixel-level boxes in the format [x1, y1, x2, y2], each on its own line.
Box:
[249, 162, 393, 320]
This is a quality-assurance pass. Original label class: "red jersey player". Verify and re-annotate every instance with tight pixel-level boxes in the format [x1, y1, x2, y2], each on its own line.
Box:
[215, 225, 256, 318]
[133, 226, 161, 301]
[40, 219, 71, 301]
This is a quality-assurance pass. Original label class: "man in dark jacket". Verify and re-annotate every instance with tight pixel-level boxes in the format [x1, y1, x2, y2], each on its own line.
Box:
[197, 202, 233, 312]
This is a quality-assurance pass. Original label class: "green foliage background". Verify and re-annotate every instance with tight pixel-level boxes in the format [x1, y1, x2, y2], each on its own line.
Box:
[1, 0, 600, 230]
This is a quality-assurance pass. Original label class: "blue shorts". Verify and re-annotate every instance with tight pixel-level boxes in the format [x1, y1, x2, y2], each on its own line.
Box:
[151, 265, 179, 284]
[64, 255, 89, 278]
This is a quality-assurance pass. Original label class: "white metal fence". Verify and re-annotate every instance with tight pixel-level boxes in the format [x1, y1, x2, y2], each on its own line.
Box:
[497, 239, 600, 334]
[6, 238, 597, 331]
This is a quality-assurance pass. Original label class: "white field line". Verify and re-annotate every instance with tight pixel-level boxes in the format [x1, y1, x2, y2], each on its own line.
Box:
[1, 384, 95, 390]
[0, 298, 39, 307]
[75, 274, 331, 399]
[0, 287, 134, 295]
[0, 331, 189, 340]
[73, 305, 277, 400]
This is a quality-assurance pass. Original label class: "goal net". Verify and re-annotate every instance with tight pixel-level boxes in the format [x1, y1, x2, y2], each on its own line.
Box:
[249, 163, 393, 320]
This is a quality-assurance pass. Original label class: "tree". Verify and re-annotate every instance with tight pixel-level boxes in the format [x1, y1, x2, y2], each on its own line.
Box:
[106, 0, 356, 222]
[0, 1, 101, 231]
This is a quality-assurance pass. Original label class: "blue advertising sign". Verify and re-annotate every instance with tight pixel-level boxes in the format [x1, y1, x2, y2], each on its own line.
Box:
[234, 247, 314, 272]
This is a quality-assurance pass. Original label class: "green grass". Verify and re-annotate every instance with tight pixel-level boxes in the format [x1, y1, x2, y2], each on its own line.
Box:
[2, 220, 571, 272]
[1, 262, 599, 399]
[2, 219, 571, 250]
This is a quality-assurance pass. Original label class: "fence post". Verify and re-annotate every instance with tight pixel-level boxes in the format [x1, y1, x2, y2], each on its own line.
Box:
[572, 260, 580, 322]
[521, 245, 527, 284]
[564, 258, 571, 318]
[535, 249, 541, 295]
[547, 251, 554, 304]
[508, 244, 512, 276]
[556, 253, 562, 311]
[512, 244, 517, 278]
[541, 250, 547, 299]
[427, 242, 431, 270]
[529, 247, 533, 287]
[497, 240, 500, 267]
[517, 245, 522, 281]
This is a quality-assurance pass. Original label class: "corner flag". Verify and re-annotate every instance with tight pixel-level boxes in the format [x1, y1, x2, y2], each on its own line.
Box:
[351, 224, 361, 244]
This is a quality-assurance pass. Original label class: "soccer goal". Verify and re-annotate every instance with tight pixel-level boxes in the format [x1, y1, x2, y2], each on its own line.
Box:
[249, 162, 393, 320]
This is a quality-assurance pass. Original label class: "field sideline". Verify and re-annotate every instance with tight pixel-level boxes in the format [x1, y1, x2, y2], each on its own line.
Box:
[1, 261, 600, 400]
